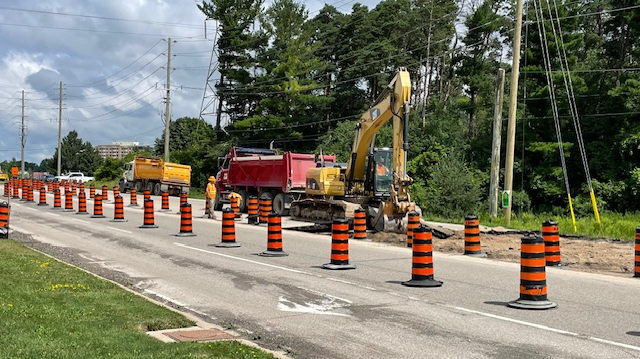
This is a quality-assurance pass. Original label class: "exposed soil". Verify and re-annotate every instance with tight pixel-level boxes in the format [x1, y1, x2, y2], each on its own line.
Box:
[369, 229, 635, 277]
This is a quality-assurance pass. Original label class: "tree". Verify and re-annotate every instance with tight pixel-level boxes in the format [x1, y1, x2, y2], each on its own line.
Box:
[48, 131, 102, 175]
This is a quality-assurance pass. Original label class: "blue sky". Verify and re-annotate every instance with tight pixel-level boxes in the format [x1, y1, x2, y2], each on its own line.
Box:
[0, 0, 374, 165]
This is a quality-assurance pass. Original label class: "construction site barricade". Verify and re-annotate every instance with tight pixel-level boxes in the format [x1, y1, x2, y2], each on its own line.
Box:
[110, 195, 127, 222]
[175, 202, 195, 237]
[247, 196, 259, 224]
[215, 208, 240, 247]
[259, 195, 272, 224]
[160, 191, 170, 211]
[508, 234, 557, 310]
[259, 212, 288, 256]
[91, 193, 106, 218]
[542, 220, 561, 266]
[63, 190, 74, 212]
[52, 189, 62, 210]
[0, 201, 10, 238]
[140, 198, 158, 228]
[635, 227, 640, 278]
[323, 218, 356, 270]
[402, 225, 443, 287]
[177, 193, 188, 214]
[353, 208, 367, 240]
[407, 211, 420, 248]
[76, 190, 88, 214]
[38, 186, 48, 206]
[102, 185, 109, 202]
[129, 188, 139, 207]
[143, 190, 151, 202]
[464, 214, 486, 257]
[89, 184, 95, 199]
[230, 195, 241, 219]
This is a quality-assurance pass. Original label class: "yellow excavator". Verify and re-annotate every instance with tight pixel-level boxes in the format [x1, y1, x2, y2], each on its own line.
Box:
[289, 67, 419, 233]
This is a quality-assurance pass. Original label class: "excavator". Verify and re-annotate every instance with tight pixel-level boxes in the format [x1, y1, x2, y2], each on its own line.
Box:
[289, 67, 419, 233]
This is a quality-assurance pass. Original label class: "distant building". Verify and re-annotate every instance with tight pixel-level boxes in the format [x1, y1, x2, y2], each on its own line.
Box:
[96, 142, 141, 160]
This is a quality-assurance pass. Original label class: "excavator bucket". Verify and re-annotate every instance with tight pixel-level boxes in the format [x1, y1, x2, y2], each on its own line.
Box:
[367, 203, 421, 234]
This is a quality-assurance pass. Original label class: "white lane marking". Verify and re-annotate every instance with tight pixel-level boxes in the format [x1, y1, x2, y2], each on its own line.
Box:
[46, 212, 60, 217]
[176, 242, 640, 352]
[24, 207, 38, 212]
[174, 242, 309, 274]
[106, 226, 133, 234]
[448, 305, 640, 352]
[71, 218, 90, 224]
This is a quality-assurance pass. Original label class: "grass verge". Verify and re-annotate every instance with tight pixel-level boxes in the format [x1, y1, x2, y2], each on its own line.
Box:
[0, 239, 276, 359]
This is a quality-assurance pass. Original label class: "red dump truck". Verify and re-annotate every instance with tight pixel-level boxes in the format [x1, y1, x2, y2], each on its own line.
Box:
[214, 147, 336, 215]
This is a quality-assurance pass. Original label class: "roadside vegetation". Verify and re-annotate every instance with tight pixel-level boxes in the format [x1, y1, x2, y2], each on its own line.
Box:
[0, 240, 275, 359]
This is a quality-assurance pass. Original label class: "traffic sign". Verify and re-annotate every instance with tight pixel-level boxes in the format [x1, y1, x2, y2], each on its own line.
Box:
[11, 167, 18, 178]
[501, 190, 511, 208]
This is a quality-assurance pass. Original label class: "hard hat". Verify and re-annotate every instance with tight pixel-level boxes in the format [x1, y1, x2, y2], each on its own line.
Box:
[209, 176, 215, 182]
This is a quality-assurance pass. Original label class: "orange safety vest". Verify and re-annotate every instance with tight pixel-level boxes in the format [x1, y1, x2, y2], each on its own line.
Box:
[206, 182, 216, 198]
[377, 164, 389, 175]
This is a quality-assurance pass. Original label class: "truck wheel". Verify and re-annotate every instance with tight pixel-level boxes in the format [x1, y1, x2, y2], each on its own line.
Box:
[135, 181, 143, 193]
[273, 193, 289, 216]
[153, 183, 162, 196]
[213, 193, 223, 211]
[119, 179, 127, 193]
[238, 190, 248, 212]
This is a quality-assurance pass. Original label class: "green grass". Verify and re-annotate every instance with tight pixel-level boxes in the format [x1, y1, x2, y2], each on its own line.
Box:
[428, 211, 640, 241]
[0, 240, 276, 359]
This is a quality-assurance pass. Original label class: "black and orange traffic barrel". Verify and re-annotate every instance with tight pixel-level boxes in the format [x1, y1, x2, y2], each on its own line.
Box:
[353, 208, 367, 240]
[406, 211, 420, 248]
[230, 195, 241, 219]
[215, 208, 240, 247]
[508, 234, 557, 310]
[140, 198, 158, 228]
[175, 202, 196, 236]
[12, 181, 19, 199]
[323, 218, 356, 270]
[542, 220, 561, 266]
[52, 189, 62, 210]
[38, 186, 48, 206]
[143, 189, 151, 202]
[259, 212, 288, 256]
[247, 196, 259, 224]
[89, 184, 95, 199]
[76, 190, 89, 214]
[102, 185, 109, 202]
[160, 191, 170, 211]
[0, 201, 9, 238]
[202, 197, 210, 218]
[129, 188, 139, 207]
[259, 195, 272, 224]
[91, 193, 106, 218]
[110, 195, 127, 222]
[464, 214, 486, 257]
[63, 190, 74, 212]
[635, 227, 640, 278]
[402, 225, 443, 287]
[27, 185, 35, 203]
[113, 186, 120, 199]
[176, 193, 188, 214]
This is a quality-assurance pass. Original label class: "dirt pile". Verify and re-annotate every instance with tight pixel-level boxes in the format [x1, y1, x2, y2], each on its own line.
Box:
[369, 230, 635, 277]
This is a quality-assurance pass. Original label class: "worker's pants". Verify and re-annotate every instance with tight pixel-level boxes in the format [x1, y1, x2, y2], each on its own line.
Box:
[208, 197, 216, 218]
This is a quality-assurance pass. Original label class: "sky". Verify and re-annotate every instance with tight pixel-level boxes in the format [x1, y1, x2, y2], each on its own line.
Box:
[0, 0, 373, 165]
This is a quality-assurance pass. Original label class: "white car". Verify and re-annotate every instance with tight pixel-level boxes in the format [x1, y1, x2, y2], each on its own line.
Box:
[54, 172, 95, 183]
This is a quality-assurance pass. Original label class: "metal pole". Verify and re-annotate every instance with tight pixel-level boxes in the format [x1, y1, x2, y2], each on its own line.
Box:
[489, 69, 505, 217]
[20, 90, 25, 178]
[503, 0, 524, 222]
[57, 81, 62, 176]
[163, 37, 172, 162]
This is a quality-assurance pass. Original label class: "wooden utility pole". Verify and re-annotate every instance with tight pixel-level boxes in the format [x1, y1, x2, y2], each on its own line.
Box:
[57, 81, 62, 176]
[163, 37, 172, 162]
[20, 90, 25, 177]
[489, 69, 505, 217]
[420, 0, 434, 128]
[503, 0, 524, 222]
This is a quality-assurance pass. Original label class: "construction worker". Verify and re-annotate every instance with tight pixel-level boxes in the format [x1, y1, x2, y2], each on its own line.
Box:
[377, 156, 389, 176]
[206, 176, 217, 219]
[228, 191, 242, 218]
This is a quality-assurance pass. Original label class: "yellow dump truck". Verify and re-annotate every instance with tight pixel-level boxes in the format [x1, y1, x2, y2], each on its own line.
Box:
[0, 169, 7, 182]
[119, 156, 191, 195]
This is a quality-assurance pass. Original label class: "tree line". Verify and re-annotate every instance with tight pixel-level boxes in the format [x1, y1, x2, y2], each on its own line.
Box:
[7, 0, 639, 220]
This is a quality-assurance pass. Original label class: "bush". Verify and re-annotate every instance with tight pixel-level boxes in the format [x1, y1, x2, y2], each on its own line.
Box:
[94, 158, 124, 181]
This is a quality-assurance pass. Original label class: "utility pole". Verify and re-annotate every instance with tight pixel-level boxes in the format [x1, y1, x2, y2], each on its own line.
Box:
[420, 0, 434, 128]
[57, 81, 62, 176]
[20, 90, 25, 178]
[489, 69, 505, 217]
[163, 37, 172, 162]
[503, 0, 524, 222]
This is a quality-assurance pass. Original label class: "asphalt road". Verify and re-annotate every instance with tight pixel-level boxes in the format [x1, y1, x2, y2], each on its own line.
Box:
[4, 189, 640, 359]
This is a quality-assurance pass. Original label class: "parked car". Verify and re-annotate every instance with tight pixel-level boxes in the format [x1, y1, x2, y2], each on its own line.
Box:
[54, 172, 95, 183]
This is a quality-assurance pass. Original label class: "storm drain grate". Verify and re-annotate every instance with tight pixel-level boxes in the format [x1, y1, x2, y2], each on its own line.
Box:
[163, 328, 237, 342]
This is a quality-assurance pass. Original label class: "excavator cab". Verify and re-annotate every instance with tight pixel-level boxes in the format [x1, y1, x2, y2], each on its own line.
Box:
[365, 148, 393, 196]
